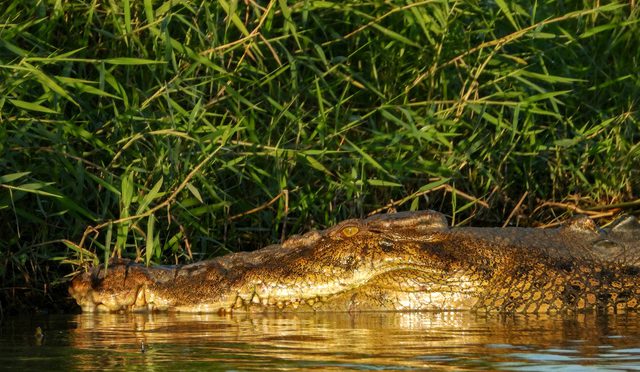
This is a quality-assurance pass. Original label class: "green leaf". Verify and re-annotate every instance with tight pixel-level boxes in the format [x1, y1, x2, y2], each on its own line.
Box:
[300, 154, 333, 176]
[123, 0, 132, 37]
[115, 222, 129, 257]
[86, 173, 120, 195]
[580, 22, 632, 39]
[218, 0, 250, 36]
[0, 172, 31, 183]
[495, 0, 518, 30]
[346, 139, 392, 177]
[370, 23, 419, 47]
[278, 0, 299, 44]
[146, 215, 155, 266]
[136, 177, 164, 215]
[9, 99, 59, 114]
[417, 178, 450, 193]
[105, 222, 113, 266]
[22, 63, 79, 106]
[367, 179, 403, 187]
[0, 40, 30, 57]
[518, 70, 585, 84]
[43, 185, 98, 221]
[61, 80, 122, 99]
[144, 0, 155, 22]
[554, 138, 581, 147]
[523, 90, 572, 103]
[63, 240, 98, 263]
[121, 172, 134, 210]
[103, 58, 165, 65]
[186, 182, 203, 204]
[3, 182, 62, 198]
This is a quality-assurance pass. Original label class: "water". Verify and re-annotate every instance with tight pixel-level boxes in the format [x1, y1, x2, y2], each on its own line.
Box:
[2, 312, 640, 371]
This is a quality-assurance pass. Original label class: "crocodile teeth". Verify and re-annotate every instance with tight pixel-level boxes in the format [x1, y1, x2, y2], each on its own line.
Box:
[234, 296, 244, 309]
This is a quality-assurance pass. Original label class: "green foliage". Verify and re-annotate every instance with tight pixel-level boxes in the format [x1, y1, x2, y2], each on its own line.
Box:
[0, 0, 638, 311]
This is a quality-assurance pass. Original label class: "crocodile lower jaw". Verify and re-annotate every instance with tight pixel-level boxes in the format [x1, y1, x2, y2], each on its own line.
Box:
[76, 267, 480, 313]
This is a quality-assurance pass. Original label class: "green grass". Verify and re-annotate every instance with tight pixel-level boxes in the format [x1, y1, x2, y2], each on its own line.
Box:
[0, 0, 639, 313]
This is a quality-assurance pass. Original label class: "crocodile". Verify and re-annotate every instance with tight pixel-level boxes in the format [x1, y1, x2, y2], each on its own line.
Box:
[69, 210, 640, 314]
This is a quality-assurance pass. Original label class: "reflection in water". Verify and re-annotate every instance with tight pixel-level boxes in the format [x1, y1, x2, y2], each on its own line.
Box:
[3, 312, 640, 370]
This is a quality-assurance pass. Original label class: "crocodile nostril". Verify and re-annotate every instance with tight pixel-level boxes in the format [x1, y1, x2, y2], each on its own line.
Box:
[379, 240, 394, 252]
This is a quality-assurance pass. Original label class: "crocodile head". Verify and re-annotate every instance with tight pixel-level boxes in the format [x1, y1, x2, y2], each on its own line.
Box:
[69, 210, 484, 312]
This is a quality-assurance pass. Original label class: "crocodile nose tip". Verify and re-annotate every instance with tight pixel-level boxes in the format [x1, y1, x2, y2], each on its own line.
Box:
[69, 273, 91, 298]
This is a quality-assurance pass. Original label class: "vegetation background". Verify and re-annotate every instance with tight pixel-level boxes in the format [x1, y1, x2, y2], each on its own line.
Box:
[0, 0, 638, 314]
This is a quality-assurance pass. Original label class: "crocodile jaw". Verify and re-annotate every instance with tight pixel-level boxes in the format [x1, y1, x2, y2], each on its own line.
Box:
[69, 264, 481, 313]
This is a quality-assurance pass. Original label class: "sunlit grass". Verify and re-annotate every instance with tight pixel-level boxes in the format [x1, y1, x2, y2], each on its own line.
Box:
[0, 0, 638, 312]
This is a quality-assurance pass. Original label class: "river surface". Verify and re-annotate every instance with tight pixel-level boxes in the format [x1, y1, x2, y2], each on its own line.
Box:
[2, 312, 640, 371]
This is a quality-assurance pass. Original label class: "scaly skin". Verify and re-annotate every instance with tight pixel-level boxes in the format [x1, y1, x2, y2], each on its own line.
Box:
[69, 210, 640, 314]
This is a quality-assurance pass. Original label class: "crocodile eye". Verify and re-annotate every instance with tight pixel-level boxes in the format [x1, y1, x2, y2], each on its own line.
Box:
[341, 226, 359, 237]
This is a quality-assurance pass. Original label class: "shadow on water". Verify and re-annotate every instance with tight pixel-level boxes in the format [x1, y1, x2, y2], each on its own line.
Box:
[2, 311, 640, 370]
